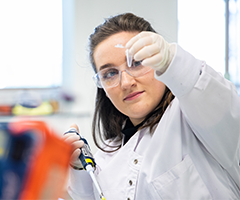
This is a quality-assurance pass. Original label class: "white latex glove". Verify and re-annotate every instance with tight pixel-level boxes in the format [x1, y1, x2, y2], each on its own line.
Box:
[125, 31, 176, 75]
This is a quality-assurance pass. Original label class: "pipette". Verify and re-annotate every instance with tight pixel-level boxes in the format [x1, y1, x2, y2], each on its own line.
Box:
[65, 127, 106, 200]
[86, 165, 105, 200]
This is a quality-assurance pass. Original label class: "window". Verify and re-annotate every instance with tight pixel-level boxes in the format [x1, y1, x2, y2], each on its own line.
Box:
[229, 0, 240, 91]
[178, 0, 225, 74]
[178, 0, 240, 94]
[0, 0, 62, 89]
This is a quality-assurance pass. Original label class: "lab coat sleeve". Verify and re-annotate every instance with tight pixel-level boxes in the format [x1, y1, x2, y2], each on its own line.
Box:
[155, 44, 240, 186]
[67, 168, 95, 200]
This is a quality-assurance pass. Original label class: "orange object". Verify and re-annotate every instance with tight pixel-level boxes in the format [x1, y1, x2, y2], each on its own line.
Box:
[8, 120, 72, 200]
[0, 105, 12, 115]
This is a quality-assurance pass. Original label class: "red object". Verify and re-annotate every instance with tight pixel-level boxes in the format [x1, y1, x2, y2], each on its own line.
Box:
[0, 105, 12, 115]
[8, 120, 72, 200]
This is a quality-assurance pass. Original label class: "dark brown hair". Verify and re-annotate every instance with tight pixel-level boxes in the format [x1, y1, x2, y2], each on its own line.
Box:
[89, 13, 174, 152]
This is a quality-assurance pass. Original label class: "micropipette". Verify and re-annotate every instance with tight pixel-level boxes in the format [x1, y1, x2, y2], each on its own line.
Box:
[86, 165, 105, 200]
[65, 128, 106, 200]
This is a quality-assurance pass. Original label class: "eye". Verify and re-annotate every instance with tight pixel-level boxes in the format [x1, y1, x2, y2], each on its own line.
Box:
[102, 68, 119, 80]
[132, 60, 142, 68]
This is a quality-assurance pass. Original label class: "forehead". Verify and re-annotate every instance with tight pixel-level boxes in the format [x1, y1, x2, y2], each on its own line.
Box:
[93, 32, 139, 71]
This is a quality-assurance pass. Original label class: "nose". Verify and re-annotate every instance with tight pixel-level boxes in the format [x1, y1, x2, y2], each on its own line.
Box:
[120, 70, 136, 89]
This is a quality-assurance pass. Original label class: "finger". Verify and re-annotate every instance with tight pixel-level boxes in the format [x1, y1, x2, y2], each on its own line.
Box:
[71, 140, 84, 150]
[125, 33, 141, 49]
[70, 123, 79, 132]
[128, 36, 154, 56]
[142, 53, 163, 68]
[125, 31, 150, 49]
[63, 133, 80, 144]
[70, 148, 81, 163]
[134, 43, 160, 61]
[62, 132, 79, 140]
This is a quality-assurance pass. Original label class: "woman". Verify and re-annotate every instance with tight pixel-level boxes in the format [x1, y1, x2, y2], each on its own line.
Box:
[63, 13, 240, 199]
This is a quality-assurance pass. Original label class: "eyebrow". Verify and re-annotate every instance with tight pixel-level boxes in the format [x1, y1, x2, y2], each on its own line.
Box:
[99, 63, 115, 71]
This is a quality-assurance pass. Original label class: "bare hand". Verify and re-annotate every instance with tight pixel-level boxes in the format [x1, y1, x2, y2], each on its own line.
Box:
[62, 124, 84, 168]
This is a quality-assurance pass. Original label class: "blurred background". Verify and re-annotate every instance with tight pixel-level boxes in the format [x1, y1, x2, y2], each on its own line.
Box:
[1, 0, 239, 151]
[0, 0, 240, 186]
[0, 0, 239, 197]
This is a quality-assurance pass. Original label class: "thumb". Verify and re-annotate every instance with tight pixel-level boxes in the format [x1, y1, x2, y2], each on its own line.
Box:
[70, 123, 79, 133]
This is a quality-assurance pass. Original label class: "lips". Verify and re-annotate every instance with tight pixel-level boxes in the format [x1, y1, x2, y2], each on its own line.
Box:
[124, 91, 144, 101]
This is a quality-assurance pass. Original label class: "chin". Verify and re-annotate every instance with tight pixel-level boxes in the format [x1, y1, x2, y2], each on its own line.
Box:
[127, 110, 150, 120]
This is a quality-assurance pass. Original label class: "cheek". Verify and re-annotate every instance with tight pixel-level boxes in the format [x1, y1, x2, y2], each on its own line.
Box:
[152, 81, 166, 100]
[145, 71, 165, 92]
[104, 88, 121, 105]
[104, 88, 129, 116]
[144, 76, 166, 106]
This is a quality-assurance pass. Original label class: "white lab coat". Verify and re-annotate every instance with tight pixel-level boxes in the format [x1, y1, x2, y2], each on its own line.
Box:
[68, 45, 240, 200]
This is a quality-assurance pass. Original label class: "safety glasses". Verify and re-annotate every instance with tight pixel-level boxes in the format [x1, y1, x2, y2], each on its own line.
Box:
[93, 60, 152, 89]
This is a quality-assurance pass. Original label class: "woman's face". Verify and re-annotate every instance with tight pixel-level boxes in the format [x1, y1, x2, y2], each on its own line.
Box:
[94, 31, 166, 126]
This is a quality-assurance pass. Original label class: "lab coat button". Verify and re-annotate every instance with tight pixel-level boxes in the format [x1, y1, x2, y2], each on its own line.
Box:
[129, 180, 133, 186]
[133, 159, 138, 164]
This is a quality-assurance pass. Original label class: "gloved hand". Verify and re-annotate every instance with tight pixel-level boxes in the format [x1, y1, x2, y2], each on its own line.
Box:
[125, 31, 176, 75]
